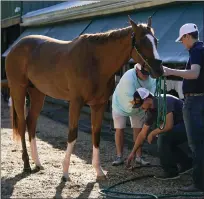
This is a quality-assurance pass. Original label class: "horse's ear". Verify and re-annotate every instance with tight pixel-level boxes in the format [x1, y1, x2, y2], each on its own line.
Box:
[147, 16, 152, 29]
[128, 15, 138, 32]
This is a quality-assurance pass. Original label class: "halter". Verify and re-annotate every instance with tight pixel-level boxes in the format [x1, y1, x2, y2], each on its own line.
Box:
[131, 32, 167, 130]
[131, 32, 162, 73]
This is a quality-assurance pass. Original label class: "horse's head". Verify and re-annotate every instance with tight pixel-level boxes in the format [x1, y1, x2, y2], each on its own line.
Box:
[128, 16, 163, 78]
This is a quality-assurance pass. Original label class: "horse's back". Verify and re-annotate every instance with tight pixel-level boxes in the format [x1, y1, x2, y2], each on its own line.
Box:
[8, 35, 71, 56]
[6, 35, 73, 71]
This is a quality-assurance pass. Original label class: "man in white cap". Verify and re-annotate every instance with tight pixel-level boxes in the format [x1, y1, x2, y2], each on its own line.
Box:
[126, 88, 192, 180]
[112, 63, 156, 166]
[162, 23, 204, 191]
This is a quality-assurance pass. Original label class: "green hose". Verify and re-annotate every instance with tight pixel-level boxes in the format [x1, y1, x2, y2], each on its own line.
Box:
[99, 174, 204, 199]
[154, 77, 167, 130]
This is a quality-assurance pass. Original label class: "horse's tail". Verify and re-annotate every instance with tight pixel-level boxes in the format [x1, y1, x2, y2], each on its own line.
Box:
[1, 79, 9, 88]
[11, 97, 21, 141]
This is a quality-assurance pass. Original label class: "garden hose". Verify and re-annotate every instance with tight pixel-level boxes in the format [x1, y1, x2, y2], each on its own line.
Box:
[99, 174, 204, 199]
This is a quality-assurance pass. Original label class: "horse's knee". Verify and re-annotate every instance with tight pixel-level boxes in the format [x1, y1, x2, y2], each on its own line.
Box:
[68, 128, 78, 143]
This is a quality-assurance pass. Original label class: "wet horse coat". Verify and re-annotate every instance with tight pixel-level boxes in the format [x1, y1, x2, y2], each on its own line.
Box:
[5, 17, 163, 180]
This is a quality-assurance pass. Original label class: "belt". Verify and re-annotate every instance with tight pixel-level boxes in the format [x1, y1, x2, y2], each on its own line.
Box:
[184, 93, 204, 97]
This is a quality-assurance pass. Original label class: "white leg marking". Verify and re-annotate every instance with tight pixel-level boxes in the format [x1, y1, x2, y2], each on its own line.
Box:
[92, 145, 105, 177]
[62, 140, 76, 179]
[30, 138, 41, 166]
[146, 34, 160, 59]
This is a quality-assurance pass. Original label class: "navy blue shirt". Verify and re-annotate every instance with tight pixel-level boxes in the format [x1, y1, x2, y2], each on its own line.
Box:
[182, 41, 204, 94]
[145, 95, 184, 126]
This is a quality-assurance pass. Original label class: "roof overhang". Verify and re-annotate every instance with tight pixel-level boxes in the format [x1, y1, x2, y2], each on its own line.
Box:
[1, 15, 21, 28]
[21, 0, 176, 27]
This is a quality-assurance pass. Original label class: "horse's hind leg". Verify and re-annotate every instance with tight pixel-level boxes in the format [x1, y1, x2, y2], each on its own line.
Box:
[27, 87, 45, 170]
[62, 98, 83, 181]
[10, 86, 31, 172]
[90, 103, 106, 180]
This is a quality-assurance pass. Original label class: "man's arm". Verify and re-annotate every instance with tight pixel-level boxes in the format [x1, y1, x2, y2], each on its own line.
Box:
[163, 64, 200, 79]
[150, 112, 174, 136]
[126, 124, 150, 166]
[131, 124, 150, 154]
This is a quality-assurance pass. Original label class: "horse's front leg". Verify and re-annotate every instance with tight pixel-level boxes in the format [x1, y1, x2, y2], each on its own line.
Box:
[62, 99, 83, 181]
[90, 103, 107, 180]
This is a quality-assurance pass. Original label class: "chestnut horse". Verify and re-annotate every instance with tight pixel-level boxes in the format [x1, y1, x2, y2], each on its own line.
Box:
[5, 16, 163, 181]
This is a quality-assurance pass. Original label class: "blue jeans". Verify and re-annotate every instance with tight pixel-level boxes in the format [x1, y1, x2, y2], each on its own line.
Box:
[157, 122, 192, 175]
[183, 96, 204, 190]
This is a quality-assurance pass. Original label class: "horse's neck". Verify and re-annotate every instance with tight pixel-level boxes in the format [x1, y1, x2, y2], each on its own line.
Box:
[98, 31, 132, 79]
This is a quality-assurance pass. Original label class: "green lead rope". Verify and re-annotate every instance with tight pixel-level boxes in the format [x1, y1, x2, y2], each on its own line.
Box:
[154, 76, 167, 130]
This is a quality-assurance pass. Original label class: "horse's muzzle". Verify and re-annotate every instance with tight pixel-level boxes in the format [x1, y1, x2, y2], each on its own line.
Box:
[147, 58, 163, 78]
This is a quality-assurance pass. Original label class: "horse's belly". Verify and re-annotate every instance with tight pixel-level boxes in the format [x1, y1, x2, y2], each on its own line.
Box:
[43, 88, 70, 100]
[29, 77, 70, 100]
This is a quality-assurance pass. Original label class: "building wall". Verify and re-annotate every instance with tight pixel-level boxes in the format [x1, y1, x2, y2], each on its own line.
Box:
[1, 1, 21, 20]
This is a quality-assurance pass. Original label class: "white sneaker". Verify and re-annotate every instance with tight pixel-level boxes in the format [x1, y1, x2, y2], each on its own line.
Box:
[112, 156, 124, 166]
[135, 157, 150, 165]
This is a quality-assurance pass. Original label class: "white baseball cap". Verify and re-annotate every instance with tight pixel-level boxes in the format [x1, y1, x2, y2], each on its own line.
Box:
[175, 23, 198, 42]
[136, 88, 150, 99]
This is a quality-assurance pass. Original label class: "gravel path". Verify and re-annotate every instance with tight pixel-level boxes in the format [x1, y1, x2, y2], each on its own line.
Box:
[1, 100, 203, 199]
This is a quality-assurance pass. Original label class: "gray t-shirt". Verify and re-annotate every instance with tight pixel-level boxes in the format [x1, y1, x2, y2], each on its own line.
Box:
[145, 94, 184, 126]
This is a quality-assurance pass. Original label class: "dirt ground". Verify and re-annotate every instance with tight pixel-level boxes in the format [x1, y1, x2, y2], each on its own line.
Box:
[1, 99, 203, 199]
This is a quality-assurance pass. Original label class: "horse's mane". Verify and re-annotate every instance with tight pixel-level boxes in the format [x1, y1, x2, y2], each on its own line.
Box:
[79, 23, 154, 44]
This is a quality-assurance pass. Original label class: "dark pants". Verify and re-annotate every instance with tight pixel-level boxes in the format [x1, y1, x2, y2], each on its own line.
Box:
[183, 96, 204, 190]
[157, 122, 192, 175]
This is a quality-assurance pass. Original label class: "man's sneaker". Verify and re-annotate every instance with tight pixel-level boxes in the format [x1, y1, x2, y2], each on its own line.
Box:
[179, 184, 204, 192]
[179, 166, 193, 175]
[135, 157, 150, 165]
[154, 172, 180, 180]
[112, 156, 124, 166]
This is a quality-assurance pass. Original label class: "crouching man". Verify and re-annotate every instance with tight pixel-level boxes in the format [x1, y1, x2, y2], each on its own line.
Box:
[127, 88, 192, 180]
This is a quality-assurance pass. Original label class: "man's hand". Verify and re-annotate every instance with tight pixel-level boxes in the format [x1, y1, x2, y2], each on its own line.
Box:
[147, 132, 156, 144]
[126, 152, 135, 168]
[163, 66, 172, 76]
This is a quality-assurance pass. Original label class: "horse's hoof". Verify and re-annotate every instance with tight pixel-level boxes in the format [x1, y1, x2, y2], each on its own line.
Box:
[61, 176, 70, 182]
[36, 165, 44, 170]
[32, 165, 44, 173]
[23, 167, 32, 173]
[96, 175, 107, 181]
